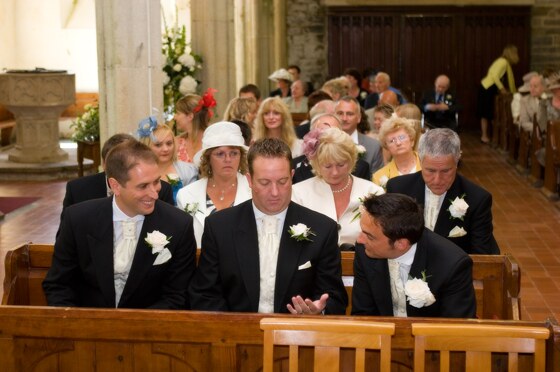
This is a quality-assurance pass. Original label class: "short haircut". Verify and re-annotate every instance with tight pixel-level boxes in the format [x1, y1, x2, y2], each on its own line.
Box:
[418, 128, 461, 163]
[287, 65, 301, 74]
[247, 138, 292, 176]
[309, 100, 336, 121]
[199, 146, 248, 178]
[337, 96, 361, 113]
[378, 116, 417, 150]
[309, 128, 357, 178]
[343, 68, 362, 83]
[101, 133, 136, 161]
[307, 90, 333, 112]
[239, 84, 262, 100]
[105, 141, 158, 185]
[373, 103, 395, 118]
[362, 193, 424, 245]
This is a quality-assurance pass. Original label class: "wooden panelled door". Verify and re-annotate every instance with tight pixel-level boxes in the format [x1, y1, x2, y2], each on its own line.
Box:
[328, 6, 530, 130]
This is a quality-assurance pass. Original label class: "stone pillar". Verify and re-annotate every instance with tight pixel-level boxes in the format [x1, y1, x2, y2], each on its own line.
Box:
[94, 0, 163, 143]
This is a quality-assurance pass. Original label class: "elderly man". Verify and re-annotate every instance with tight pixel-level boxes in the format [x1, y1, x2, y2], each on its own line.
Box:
[421, 74, 461, 132]
[517, 74, 547, 133]
[351, 193, 476, 318]
[335, 96, 384, 174]
[364, 72, 406, 109]
[44, 141, 197, 309]
[189, 138, 348, 314]
[386, 128, 500, 255]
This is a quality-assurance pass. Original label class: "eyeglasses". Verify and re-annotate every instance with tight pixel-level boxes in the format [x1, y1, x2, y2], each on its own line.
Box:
[386, 134, 409, 146]
[212, 150, 241, 159]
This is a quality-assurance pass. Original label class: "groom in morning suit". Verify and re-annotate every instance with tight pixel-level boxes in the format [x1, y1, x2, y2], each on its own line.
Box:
[189, 138, 348, 315]
[351, 193, 476, 318]
[43, 141, 197, 309]
[386, 128, 500, 255]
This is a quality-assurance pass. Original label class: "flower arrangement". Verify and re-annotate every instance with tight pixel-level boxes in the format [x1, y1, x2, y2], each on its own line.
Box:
[71, 103, 99, 142]
[162, 22, 203, 117]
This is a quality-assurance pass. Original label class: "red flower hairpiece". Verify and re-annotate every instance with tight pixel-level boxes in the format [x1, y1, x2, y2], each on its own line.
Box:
[193, 88, 217, 119]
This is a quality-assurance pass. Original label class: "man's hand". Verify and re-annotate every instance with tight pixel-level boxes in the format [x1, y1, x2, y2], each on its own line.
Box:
[287, 293, 329, 315]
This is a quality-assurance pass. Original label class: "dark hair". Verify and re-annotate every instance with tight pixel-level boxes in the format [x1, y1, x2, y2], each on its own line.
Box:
[343, 68, 362, 83]
[357, 106, 370, 134]
[307, 90, 332, 113]
[101, 133, 136, 161]
[230, 119, 252, 146]
[287, 65, 301, 74]
[362, 193, 424, 245]
[105, 141, 158, 185]
[247, 138, 292, 176]
[239, 84, 262, 101]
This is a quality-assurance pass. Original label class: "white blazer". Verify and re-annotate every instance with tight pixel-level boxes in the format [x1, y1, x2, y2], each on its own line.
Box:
[176, 173, 252, 247]
[291, 175, 385, 246]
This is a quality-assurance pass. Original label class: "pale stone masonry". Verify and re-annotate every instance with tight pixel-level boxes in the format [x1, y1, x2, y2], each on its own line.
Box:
[531, 1, 560, 73]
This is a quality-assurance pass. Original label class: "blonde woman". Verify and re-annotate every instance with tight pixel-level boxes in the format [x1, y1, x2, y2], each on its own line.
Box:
[321, 76, 351, 101]
[253, 97, 303, 156]
[292, 127, 384, 248]
[138, 121, 198, 203]
[222, 97, 258, 128]
[372, 116, 421, 189]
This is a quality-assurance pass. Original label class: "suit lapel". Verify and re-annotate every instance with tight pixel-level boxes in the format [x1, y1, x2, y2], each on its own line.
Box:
[371, 259, 394, 316]
[88, 198, 116, 307]
[407, 236, 429, 316]
[274, 203, 303, 312]
[234, 202, 261, 311]
[434, 177, 462, 236]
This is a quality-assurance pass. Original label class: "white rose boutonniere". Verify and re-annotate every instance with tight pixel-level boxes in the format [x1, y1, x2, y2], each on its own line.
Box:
[145, 231, 172, 265]
[355, 144, 367, 159]
[378, 175, 389, 190]
[289, 223, 316, 242]
[184, 202, 202, 216]
[405, 271, 436, 308]
[448, 194, 469, 220]
[448, 226, 467, 238]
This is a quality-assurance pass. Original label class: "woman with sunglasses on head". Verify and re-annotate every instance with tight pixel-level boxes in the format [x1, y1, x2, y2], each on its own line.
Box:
[372, 116, 421, 189]
[176, 121, 251, 247]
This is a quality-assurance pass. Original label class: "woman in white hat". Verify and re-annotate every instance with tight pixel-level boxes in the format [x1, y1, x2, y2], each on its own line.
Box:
[176, 121, 251, 247]
[268, 68, 293, 98]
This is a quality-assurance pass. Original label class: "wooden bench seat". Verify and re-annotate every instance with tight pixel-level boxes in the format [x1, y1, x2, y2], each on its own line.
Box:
[3, 244, 521, 320]
[0, 306, 556, 371]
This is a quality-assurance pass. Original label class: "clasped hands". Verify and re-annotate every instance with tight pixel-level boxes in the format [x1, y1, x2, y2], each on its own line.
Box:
[427, 102, 449, 111]
[286, 293, 329, 315]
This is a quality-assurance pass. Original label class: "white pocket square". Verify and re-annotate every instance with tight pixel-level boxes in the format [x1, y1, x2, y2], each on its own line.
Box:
[448, 226, 467, 238]
[153, 248, 172, 265]
[298, 261, 312, 270]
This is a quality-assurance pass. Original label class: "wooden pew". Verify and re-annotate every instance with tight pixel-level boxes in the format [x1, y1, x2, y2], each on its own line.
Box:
[291, 112, 308, 127]
[500, 93, 513, 152]
[529, 114, 545, 187]
[0, 306, 557, 371]
[2, 244, 521, 320]
[542, 120, 560, 200]
[491, 94, 503, 148]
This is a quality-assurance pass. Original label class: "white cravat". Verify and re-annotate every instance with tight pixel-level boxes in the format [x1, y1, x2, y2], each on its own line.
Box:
[114, 220, 137, 274]
[388, 259, 407, 317]
[258, 215, 280, 313]
[424, 188, 444, 231]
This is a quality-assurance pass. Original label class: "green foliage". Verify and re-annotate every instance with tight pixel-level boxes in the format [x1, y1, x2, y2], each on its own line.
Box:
[70, 104, 99, 142]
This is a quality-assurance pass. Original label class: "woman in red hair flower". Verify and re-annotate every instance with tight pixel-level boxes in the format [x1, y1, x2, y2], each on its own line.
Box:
[174, 88, 217, 162]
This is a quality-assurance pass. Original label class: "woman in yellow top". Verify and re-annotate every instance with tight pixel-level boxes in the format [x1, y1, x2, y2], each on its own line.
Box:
[372, 116, 421, 189]
[477, 44, 519, 144]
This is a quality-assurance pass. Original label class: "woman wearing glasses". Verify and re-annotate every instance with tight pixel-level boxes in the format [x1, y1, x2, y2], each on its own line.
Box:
[176, 121, 251, 247]
[372, 116, 421, 189]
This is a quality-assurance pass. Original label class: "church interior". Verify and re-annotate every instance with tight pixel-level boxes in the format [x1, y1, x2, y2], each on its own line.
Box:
[1, 0, 560, 370]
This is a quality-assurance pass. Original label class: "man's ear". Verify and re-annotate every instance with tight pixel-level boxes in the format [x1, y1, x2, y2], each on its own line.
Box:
[245, 172, 252, 189]
[393, 238, 412, 253]
[108, 177, 121, 195]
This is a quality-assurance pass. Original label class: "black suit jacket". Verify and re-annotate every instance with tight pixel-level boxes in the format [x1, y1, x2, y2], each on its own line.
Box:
[420, 89, 460, 131]
[291, 154, 371, 184]
[43, 197, 197, 309]
[189, 200, 348, 314]
[351, 228, 476, 318]
[386, 172, 500, 255]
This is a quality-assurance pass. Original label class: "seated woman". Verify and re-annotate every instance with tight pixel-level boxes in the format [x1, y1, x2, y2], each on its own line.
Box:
[372, 116, 421, 189]
[395, 103, 423, 151]
[283, 80, 308, 113]
[174, 89, 215, 162]
[176, 121, 251, 247]
[292, 127, 384, 249]
[138, 121, 198, 204]
[223, 97, 258, 129]
[253, 97, 303, 157]
[365, 103, 394, 140]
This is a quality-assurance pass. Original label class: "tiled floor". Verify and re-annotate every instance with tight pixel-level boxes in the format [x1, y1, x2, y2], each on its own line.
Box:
[1, 132, 559, 321]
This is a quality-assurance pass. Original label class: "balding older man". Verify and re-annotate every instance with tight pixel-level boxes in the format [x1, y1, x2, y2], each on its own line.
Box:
[364, 72, 406, 109]
[421, 74, 461, 132]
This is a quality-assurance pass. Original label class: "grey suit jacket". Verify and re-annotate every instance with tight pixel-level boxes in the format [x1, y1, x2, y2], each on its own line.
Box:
[358, 133, 384, 175]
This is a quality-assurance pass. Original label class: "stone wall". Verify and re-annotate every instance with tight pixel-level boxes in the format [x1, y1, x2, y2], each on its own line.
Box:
[531, 1, 560, 73]
[286, 0, 328, 92]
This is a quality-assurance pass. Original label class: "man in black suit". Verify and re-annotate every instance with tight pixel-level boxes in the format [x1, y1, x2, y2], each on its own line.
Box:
[43, 141, 197, 309]
[189, 138, 348, 315]
[351, 193, 476, 318]
[386, 128, 500, 255]
[62, 133, 174, 211]
[292, 113, 371, 184]
[420, 75, 461, 132]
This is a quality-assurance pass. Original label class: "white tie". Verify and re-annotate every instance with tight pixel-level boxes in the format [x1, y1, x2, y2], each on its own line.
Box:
[114, 220, 137, 274]
[258, 215, 279, 313]
[388, 260, 407, 317]
[425, 192, 439, 231]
